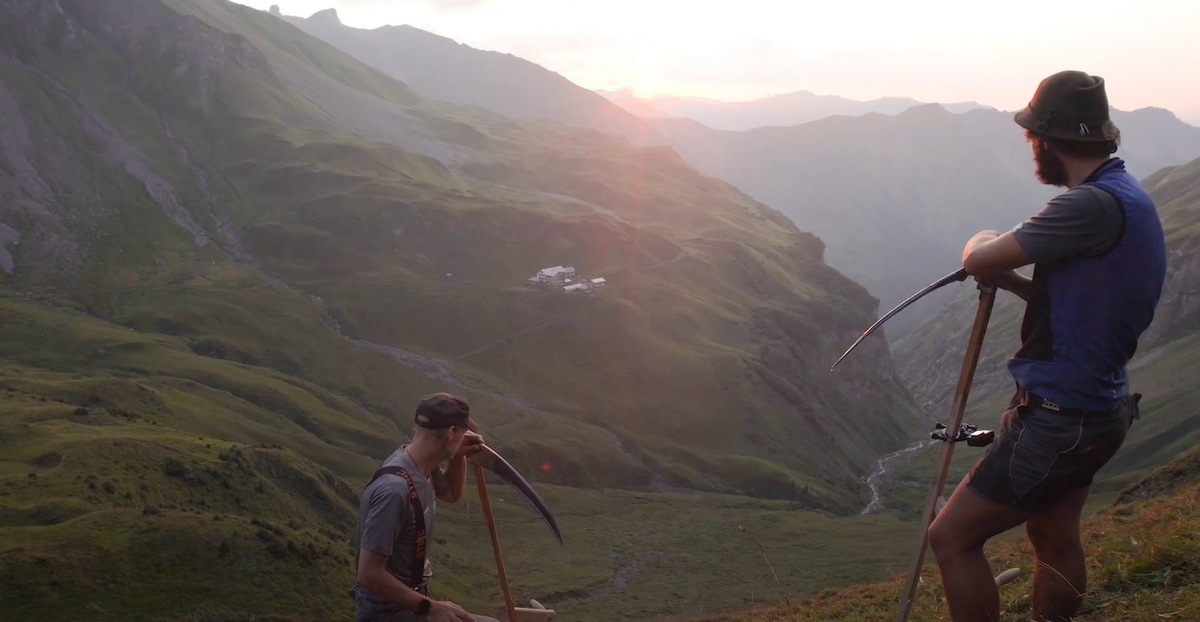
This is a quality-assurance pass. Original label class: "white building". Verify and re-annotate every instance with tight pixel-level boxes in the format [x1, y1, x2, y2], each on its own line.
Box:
[535, 265, 576, 286]
[563, 283, 589, 293]
[589, 277, 607, 288]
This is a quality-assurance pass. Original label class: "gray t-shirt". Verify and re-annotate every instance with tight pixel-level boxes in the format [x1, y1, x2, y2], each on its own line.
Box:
[354, 447, 438, 617]
[1011, 185, 1124, 262]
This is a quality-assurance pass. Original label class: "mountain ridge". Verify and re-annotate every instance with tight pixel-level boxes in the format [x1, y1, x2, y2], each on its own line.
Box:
[279, 7, 667, 146]
[600, 87, 990, 130]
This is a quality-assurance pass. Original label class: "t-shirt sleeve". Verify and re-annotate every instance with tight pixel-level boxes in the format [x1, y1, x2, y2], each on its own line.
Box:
[1011, 186, 1124, 263]
[359, 479, 410, 557]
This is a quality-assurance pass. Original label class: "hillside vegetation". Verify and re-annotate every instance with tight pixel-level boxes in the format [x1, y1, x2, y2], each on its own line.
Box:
[0, 0, 923, 508]
[0, 0, 930, 619]
[699, 446, 1200, 621]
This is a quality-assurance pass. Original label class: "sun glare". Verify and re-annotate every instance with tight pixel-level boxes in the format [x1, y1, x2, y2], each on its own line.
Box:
[633, 77, 659, 99]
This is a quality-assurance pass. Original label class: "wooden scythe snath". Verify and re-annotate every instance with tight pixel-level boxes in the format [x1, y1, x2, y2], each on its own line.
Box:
[475, 463, 519, 621]
[894, 283, 996, 622]
[471, 445, 560, 621]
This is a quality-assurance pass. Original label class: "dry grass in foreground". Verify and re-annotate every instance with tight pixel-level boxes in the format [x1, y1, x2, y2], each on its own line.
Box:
[696, 478, 1199, 621]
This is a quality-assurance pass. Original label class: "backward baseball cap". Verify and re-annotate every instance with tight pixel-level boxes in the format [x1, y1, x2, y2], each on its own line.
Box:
[414, 392, 479, 431]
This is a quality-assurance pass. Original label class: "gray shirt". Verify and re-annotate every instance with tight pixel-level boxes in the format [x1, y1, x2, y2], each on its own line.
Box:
[1011, 185, 1124, 262]
[354, 447, 438, 617]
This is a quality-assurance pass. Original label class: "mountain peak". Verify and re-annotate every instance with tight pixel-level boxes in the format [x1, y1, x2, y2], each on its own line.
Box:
[896, 102, 950, 118]
[308, 8, 341, 25]
[268, 4, 281, 16]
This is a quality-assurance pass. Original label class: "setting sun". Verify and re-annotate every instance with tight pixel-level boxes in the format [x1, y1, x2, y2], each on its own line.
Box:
[632, 77, 659, 98]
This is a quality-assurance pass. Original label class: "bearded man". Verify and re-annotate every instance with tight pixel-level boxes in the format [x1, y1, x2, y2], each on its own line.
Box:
[929, 71, 1167, 622]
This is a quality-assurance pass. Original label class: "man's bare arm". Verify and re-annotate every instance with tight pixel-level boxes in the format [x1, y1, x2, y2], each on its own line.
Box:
[962, 230, 1036, 301]
[437, 432, 483, 503]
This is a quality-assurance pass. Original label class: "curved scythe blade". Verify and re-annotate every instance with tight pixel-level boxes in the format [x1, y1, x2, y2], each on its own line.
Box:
[471, 444, 563, 544]
[830, 268, 969, 371]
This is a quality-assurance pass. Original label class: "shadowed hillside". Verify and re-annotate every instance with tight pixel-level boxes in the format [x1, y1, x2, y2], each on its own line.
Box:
[647, 107, 1200, 338]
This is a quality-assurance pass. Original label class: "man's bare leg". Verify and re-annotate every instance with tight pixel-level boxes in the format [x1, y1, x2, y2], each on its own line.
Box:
[1026, 486, 1090, 621]
[929, 475, 1032, 622]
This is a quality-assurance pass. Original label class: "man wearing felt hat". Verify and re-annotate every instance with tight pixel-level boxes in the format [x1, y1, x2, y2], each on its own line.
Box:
[352, 393, 499, 622]
[929, 71, 1167, 621]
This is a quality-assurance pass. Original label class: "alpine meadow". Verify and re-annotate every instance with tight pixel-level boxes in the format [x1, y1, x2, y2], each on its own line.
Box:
[2, 1, 1199, 621]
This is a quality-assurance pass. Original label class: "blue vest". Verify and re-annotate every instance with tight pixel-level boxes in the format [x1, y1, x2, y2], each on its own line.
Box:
[1008, 158, 1166, 411]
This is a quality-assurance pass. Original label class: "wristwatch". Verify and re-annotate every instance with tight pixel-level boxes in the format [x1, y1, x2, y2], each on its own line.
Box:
[414, 597, 432, 615]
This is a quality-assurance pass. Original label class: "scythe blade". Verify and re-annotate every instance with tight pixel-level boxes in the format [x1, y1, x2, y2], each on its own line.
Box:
[471, 444, 563, 544]
[830, 268, 969, 371]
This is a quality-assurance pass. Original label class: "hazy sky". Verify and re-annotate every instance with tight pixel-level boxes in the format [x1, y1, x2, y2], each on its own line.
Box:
[237, 0, 1200, 122]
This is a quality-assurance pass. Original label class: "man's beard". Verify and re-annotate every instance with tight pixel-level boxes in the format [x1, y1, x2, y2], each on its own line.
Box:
[1033, 141, 1069, 186]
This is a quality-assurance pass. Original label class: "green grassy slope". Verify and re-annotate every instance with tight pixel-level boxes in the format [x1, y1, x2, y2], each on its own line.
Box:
[0, 0, 937, 620]
[1145, 157, 1200, 252]
[2, 0, 924, 502]
[705, 447, 1200, 621]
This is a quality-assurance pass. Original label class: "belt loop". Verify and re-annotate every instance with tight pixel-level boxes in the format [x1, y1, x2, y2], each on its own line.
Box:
[1013, 386, 1030, 409]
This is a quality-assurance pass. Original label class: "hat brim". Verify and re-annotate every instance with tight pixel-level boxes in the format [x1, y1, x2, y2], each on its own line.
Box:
[1013, 107, 1038, 133]
[1013, 107, 1116, 142]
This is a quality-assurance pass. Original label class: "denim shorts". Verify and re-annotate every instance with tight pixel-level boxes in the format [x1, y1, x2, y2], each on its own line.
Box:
[965, 390, 1138, 512]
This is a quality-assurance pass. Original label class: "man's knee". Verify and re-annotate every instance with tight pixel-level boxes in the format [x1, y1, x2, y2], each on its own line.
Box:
[928, 516, 970, 558]
[1025, 517, 1054, 545]
[1026, 518, 1081, 554]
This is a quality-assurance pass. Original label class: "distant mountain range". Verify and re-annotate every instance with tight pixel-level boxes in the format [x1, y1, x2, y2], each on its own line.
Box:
[599, 88, 990, 130]
[279, 8, 1200, 338]
[643, 105, 1200, 335]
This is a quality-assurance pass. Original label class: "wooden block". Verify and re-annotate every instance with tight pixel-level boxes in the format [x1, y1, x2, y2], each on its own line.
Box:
[512, 607, 556, 621]
[994, 567, 1021, 587]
